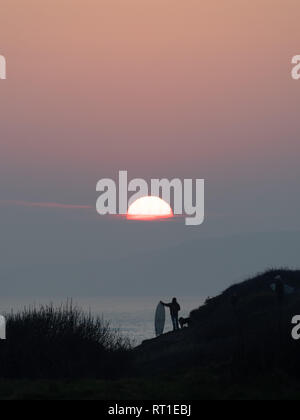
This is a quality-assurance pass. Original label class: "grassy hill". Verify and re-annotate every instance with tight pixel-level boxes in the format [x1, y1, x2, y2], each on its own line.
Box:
[1, 269, 300, 399]
[134, 269, 300, 381]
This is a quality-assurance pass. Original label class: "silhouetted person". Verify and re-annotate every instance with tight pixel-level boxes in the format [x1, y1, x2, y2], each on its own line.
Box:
[231, 293, 239, 311]
[274, 275, 285, 364]
[275, 275, 284, 305]
[230, 292, 245, 363]
[161, 298, 181, 331]
[205, 297, 211, 305]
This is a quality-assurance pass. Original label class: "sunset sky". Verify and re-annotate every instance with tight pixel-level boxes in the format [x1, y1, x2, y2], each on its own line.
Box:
[1, 1, 300, 297]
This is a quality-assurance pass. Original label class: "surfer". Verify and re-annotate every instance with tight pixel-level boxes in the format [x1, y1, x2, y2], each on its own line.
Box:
[274, 275, 284, 305]
[160, 298, 181, 331]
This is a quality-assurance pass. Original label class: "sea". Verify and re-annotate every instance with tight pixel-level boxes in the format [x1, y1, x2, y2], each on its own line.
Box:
[0, 296, 203, 345]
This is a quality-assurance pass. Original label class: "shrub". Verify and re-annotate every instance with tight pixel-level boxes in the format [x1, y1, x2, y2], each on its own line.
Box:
[0, 302, 132, 380]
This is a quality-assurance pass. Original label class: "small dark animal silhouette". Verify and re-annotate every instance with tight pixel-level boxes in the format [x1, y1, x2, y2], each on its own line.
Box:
[179, 317, 190, 329]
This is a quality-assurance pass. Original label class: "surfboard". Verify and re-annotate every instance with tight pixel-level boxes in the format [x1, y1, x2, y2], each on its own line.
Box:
[155, 302, 166, 336]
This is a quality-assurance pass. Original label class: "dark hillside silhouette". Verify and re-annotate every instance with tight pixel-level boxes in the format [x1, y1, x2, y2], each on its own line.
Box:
[135, 269, 300, 380]
[1, 269, 300, 399]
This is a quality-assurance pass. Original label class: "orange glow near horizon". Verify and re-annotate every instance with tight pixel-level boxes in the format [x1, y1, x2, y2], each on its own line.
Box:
[127, 196, 173, 221]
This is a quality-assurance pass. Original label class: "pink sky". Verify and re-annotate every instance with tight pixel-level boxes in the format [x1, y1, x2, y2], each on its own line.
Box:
[0, 0, 299, 232]
[1, 1, 300, 298]
[0, 1, 299, 173]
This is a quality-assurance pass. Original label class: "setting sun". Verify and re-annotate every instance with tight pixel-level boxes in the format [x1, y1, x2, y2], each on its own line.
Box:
[127, 196, 173, 220]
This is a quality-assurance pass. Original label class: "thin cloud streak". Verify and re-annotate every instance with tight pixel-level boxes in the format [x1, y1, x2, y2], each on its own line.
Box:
[0, 200, 93, 210]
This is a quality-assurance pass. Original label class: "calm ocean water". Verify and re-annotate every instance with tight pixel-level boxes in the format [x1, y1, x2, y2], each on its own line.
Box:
[0, 296, 203, 345]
